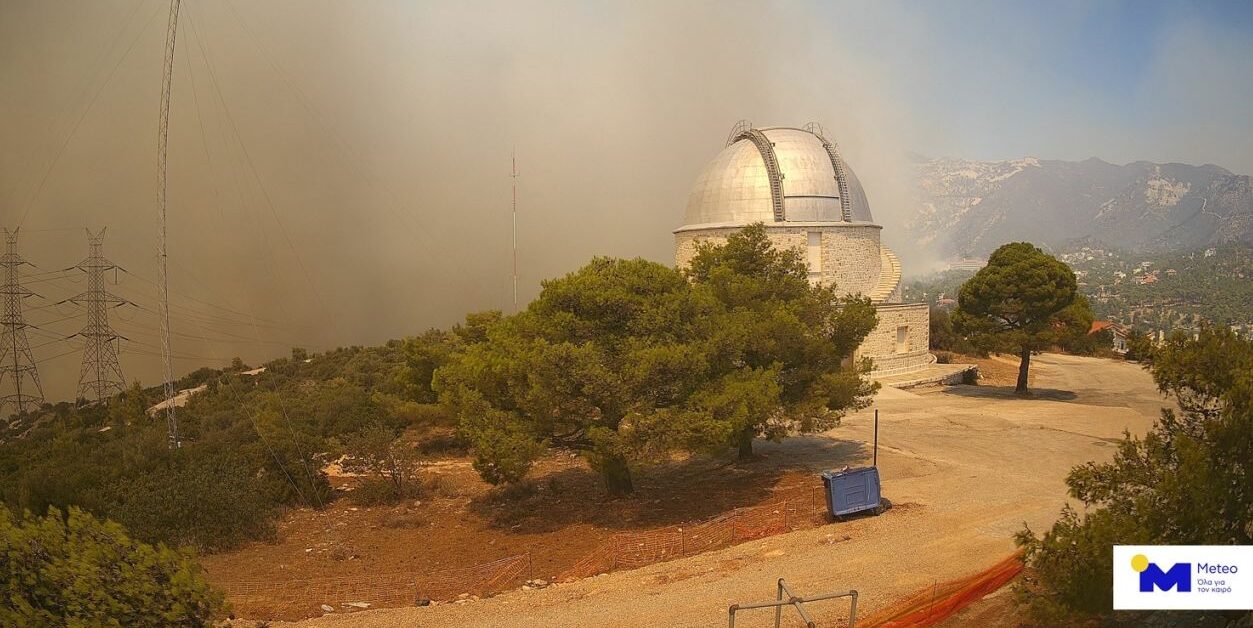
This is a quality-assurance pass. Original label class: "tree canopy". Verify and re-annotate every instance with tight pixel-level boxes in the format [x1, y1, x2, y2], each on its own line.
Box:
[437, 225, 878, 494]
[954, 242, 1092, 393]
[685, 223, 879, 456]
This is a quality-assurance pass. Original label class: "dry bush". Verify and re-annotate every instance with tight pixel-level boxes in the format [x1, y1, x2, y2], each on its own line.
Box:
[328, 545, 359, 561]
[350, 477, 422, 507]
[380, 511, 427, 529]
[416, 429, 468, 457]
[493, 480, 537, 502]
[422, 474, 464, 499]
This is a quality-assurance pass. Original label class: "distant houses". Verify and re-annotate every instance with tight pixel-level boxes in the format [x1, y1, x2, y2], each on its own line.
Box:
[1089, 320, 1129, 354]
[947, 258, 986, 272]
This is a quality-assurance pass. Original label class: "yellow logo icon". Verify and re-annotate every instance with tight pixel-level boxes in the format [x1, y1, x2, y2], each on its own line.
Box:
[1131, 554, 1149, 573]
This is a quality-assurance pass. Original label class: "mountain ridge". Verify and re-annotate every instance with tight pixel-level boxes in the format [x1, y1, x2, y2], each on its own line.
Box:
[905, 155, 1253, 262]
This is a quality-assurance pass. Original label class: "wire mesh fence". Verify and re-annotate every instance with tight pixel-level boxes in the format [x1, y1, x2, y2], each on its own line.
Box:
[219, 485, 830, 620]
[219, 553, 531, 620]
[558, 485, 828, 581]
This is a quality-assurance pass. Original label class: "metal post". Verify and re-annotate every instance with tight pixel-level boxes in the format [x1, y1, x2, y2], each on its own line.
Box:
[849, 590, 858, 628]
[729, 582, 859, 627]
[873, 409, 879, 467]
[775, 578, 784, 628]
[930, 579, 937, 619]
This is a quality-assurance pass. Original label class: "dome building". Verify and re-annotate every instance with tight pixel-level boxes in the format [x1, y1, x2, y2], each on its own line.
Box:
[675, 122, 932, 376]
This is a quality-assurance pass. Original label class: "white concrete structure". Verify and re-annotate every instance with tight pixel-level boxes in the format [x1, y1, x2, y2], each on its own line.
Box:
[675, 123, 932, 376]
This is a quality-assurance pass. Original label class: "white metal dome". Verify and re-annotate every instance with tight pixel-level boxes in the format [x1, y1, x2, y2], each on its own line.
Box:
[682, 124, 873, 227]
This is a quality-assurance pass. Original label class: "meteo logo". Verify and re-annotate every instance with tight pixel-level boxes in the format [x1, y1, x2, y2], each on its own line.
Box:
[1114, 545, 1251, 610]
[1131, 554, 1191, 592]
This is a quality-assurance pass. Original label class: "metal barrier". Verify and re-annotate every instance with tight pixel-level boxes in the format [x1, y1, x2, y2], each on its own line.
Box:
[728, 578, 858, 628]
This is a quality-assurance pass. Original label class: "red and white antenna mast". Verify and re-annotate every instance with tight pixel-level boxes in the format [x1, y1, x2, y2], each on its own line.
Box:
[511, 149, 518, 312]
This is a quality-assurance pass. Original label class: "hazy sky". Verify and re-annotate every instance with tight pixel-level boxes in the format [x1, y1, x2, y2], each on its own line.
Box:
[2, 0, 1251, 399]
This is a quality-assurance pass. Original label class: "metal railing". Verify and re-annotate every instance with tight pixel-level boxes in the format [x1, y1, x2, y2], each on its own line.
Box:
[811, 131, 854, 222]
[724, 121, 788, 223]
[728, 578, 858, 628]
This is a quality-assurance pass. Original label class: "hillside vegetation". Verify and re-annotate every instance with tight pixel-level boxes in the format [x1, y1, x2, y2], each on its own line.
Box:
[0, 225, 878, 553]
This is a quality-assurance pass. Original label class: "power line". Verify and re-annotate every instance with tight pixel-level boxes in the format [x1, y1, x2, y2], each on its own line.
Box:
[34, 348, 81, 366]
[0, 228, 47, 416]
[16, 2, 165, 228]
[118, 265, 293, 327]
[112, 316, 294, 347]
[183, 8, 338, 339]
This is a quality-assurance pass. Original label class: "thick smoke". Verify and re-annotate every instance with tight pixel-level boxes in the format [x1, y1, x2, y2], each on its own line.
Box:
[1, 1, 1249, 399]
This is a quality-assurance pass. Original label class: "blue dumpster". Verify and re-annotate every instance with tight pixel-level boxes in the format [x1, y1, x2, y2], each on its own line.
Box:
[821, 467, 882, 519]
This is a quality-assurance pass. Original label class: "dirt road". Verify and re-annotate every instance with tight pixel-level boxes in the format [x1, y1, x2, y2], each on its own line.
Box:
[282, 354, 1165, 627]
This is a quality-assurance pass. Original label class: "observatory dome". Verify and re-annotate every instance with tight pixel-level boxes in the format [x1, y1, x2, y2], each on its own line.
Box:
[682, 125, 873, 228]
[674, 121, 934, 379]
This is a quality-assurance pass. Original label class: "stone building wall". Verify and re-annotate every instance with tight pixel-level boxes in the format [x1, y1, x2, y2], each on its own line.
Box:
[674, 223, 884, 297]
[675, 224, 931, 377]
[857, 302, 932, 375]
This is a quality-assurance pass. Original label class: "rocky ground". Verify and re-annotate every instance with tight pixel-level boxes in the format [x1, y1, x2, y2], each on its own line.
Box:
[258, 353, 1164, 627]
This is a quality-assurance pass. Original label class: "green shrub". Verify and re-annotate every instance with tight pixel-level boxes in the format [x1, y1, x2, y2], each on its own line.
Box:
[1015, 506, 1140, 621]
[100, 450, 278, 553]
[0, 506, 224, 626]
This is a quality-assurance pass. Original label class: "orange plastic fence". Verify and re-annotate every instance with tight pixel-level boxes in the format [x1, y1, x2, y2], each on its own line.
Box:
[860, 551, 1024, 627]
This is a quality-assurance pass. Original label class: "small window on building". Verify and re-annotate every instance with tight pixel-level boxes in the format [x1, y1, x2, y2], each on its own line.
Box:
[896, 325, 909, 354]
[807, 232, 821, 284]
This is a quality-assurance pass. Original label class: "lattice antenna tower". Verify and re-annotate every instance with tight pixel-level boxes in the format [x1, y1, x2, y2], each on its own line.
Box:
[0, 228, 46, 417]
[71, 229, 128, 405]
[156, 0, 183, 447]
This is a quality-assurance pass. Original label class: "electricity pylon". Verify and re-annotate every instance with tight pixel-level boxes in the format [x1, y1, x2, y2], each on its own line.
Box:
[70, 229, 128, 405]
[0, 228, 45, 417]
